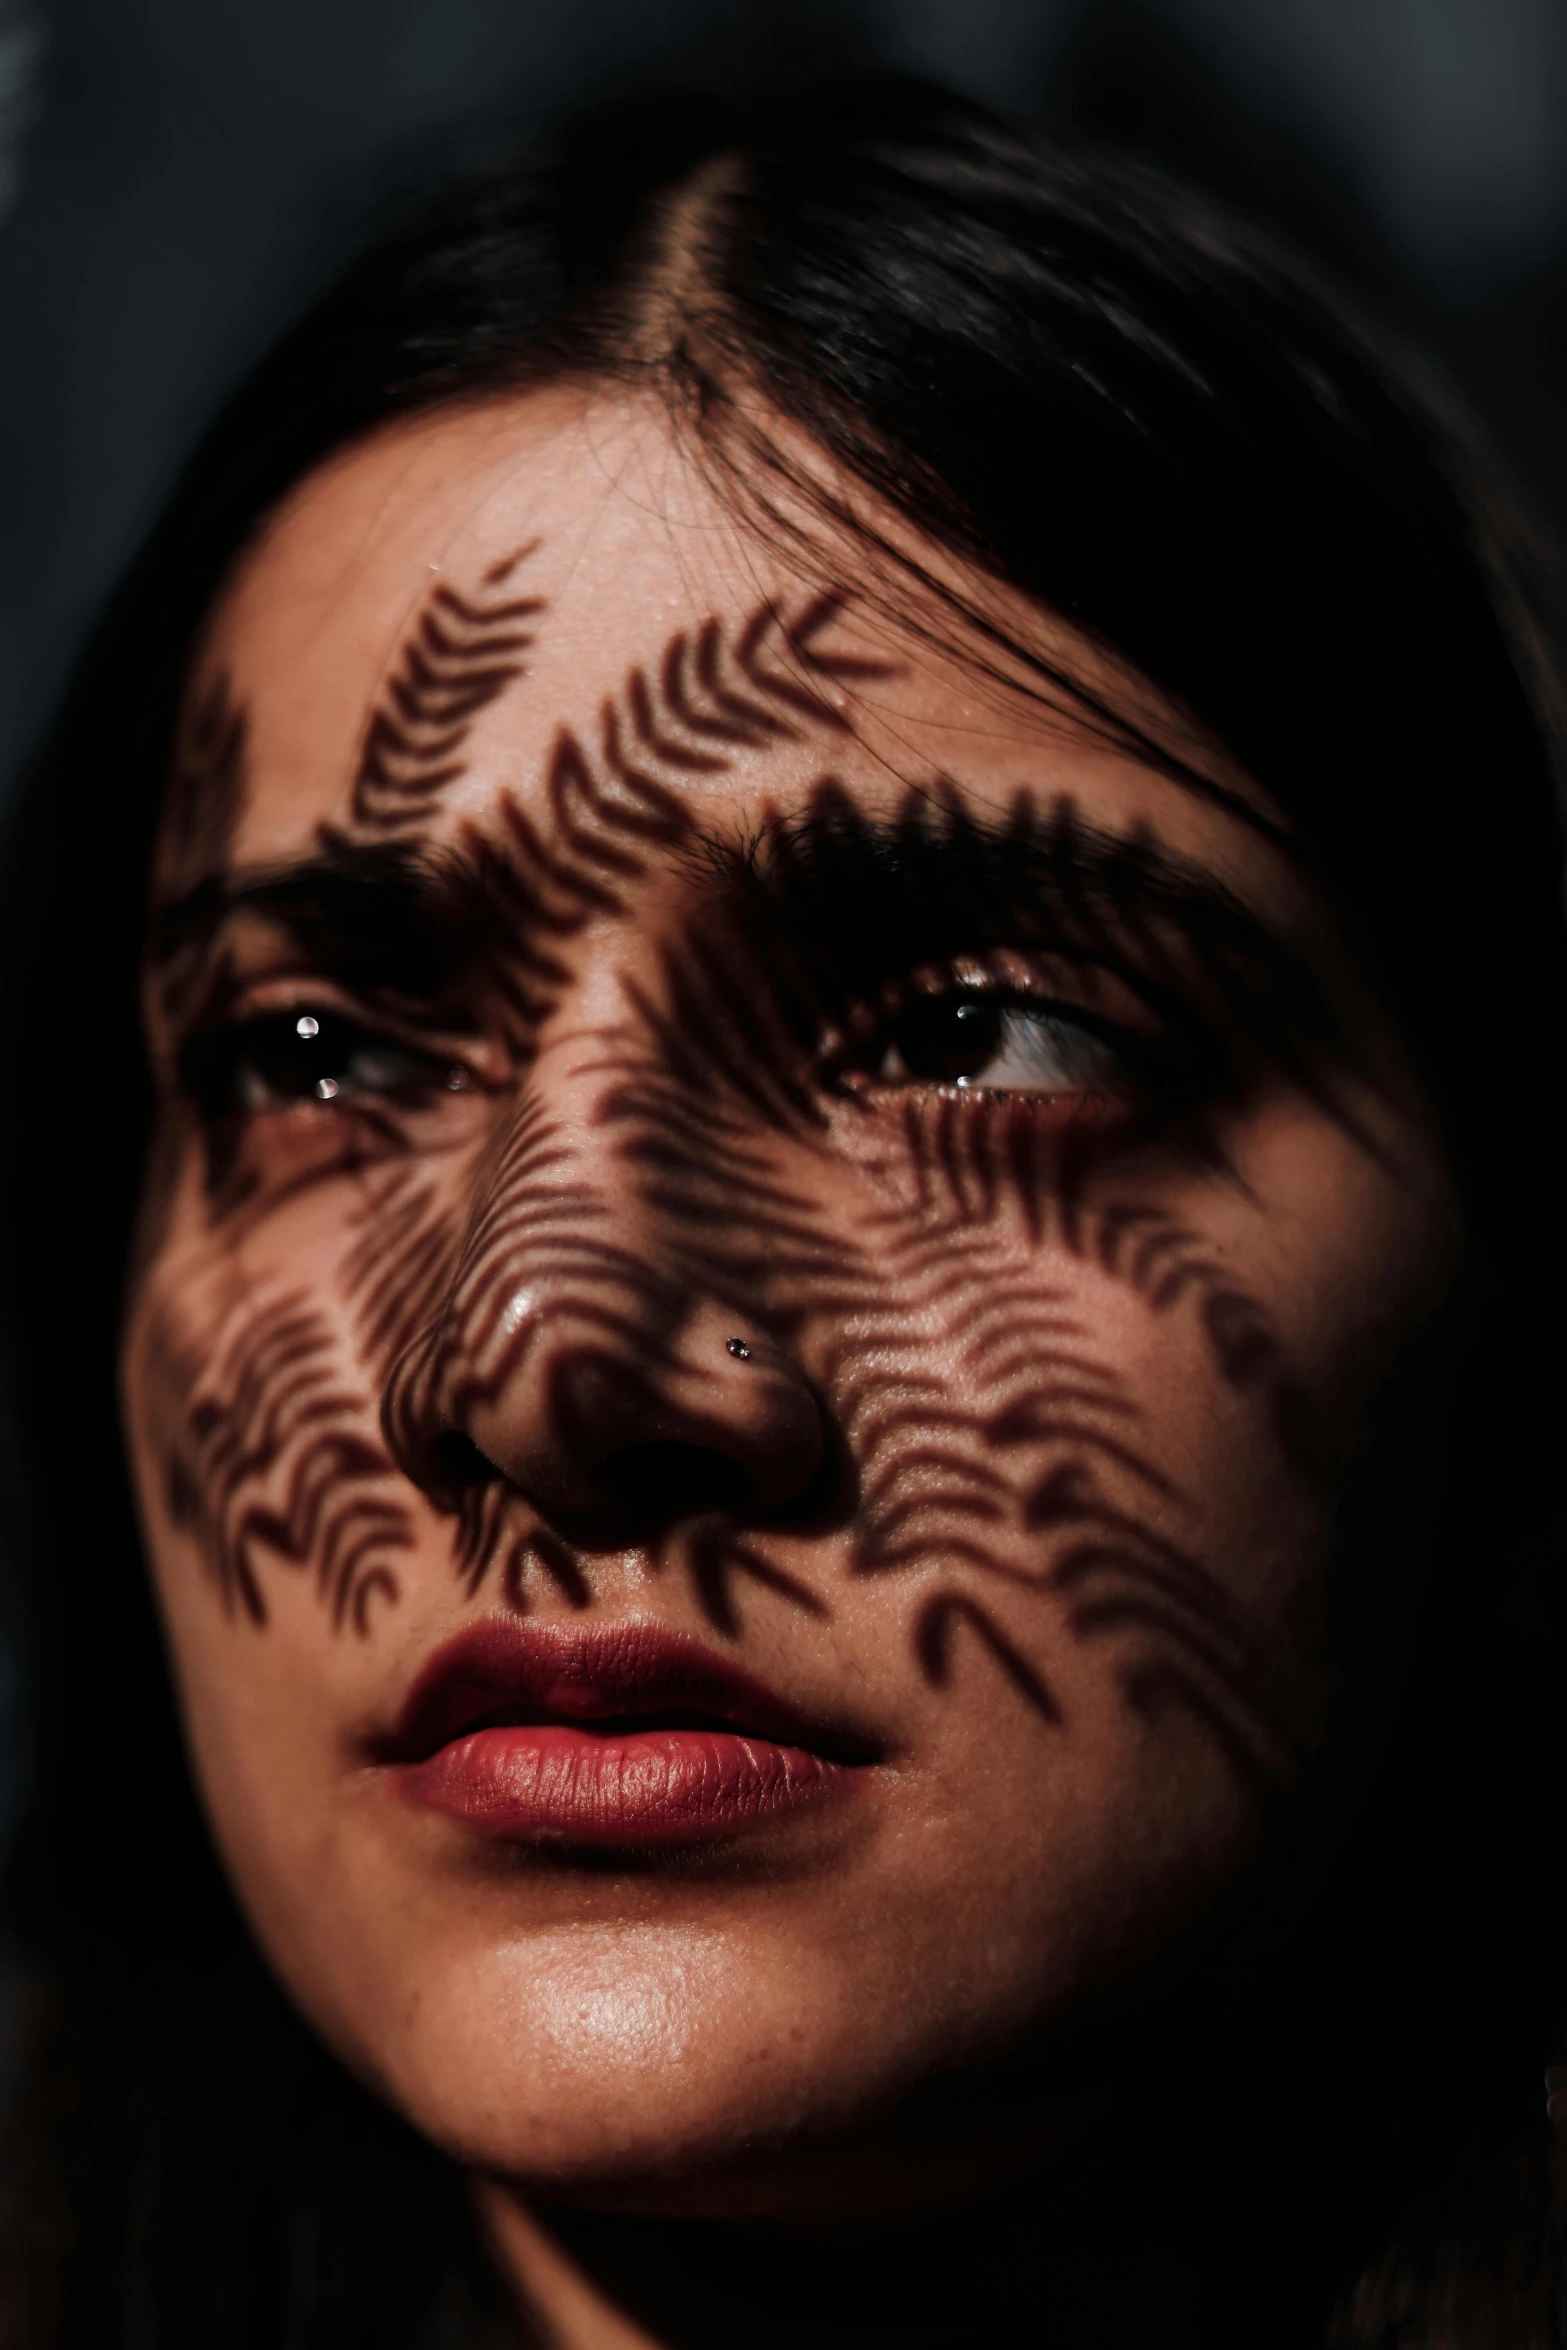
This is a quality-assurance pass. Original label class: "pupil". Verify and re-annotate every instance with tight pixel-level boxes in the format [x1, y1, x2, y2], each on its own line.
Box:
[254, 1011, 348, 1095]
[893, 998, 1001, 1084]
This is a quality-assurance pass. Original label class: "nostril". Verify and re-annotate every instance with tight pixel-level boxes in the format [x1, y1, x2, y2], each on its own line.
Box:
[597, 1441, 752, 1526]
[427, 1431, 496, 1492]
[394, 1309, 829, 1538]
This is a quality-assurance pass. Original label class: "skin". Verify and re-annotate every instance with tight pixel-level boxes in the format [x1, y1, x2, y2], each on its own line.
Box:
[120, 382, 1460, 2342]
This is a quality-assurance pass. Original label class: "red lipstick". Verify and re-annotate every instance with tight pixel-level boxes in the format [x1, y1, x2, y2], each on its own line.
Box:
[379, 1619, 873, 1848]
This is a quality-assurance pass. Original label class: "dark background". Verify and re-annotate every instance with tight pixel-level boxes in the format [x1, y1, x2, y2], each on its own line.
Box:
[0, 0, 1563, 1866]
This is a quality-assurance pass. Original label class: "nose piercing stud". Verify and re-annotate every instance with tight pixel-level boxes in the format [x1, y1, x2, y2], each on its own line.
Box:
[726, 1337, 752, 1361]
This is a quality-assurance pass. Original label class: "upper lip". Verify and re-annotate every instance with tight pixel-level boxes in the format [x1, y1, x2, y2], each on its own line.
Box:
[374, 1618, 880, 1767]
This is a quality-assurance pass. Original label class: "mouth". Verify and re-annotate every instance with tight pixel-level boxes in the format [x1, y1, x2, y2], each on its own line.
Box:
[375, 1618, 879, 1849]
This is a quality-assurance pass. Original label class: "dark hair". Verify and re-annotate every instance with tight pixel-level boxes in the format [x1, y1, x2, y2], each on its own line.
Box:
[2, 74, 1564, 2348]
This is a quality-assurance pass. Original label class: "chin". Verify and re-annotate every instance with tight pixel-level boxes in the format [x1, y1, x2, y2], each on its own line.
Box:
[280, 1912, 888, 2191]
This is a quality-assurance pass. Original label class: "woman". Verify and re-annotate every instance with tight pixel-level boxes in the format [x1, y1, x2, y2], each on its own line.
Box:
[1, 76, 1563, 2349]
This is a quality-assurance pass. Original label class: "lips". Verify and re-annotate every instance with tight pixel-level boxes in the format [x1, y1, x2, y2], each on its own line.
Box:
[378, 1619, 875, 1848]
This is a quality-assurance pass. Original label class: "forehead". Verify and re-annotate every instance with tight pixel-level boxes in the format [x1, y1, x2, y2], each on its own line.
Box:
[191, 382, 1277, 892]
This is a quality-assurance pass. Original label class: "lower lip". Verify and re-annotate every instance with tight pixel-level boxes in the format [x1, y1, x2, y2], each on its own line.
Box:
[397, 1726, 850, 1846]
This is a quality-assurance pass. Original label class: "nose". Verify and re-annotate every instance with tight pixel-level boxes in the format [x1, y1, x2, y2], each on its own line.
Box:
[382, 1141, 827, 1546]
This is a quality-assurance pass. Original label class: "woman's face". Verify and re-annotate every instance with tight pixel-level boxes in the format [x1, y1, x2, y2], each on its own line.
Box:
[122, 386, 1456, 2211]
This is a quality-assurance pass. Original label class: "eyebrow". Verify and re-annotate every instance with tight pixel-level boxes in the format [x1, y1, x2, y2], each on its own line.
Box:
[153, 802, 1271, 956]
[735, 792, 1352, 1084]
[149, 843, 493, 1009]
[149, 791, 1348, 1085]
[744, 792, 1303, 978]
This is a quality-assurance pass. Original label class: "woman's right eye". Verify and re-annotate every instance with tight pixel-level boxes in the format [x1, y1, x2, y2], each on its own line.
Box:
[182, 1007, 465, 1115]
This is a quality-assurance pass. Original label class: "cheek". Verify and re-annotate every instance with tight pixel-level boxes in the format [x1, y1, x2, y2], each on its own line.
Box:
[121, 1134, 481, 1642]
[802, 1092, 1453, 1806]
[118, 1198, 432, 1876]
[1246, 1098, 1461, 1426]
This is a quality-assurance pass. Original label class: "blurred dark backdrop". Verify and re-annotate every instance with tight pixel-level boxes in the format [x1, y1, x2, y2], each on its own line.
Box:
[0, 0, 1564, 1868]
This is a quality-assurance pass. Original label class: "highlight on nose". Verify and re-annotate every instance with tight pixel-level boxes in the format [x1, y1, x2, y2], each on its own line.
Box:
[386, 1293, 828, 1545]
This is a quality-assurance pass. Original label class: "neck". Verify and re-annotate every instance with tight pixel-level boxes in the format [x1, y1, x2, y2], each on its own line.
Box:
[474, 2142, 1323, 2350]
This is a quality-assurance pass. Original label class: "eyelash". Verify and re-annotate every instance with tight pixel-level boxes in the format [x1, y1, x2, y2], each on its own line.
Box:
[174, 955, 1219, 1146]
[178, 1005, 472, 1119]
[820, 962, 1208, 1116]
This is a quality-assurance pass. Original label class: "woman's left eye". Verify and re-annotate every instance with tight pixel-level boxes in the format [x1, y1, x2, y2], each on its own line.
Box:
[184, 1007, 460, 1113]
[871, 995, 1129, 1094]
